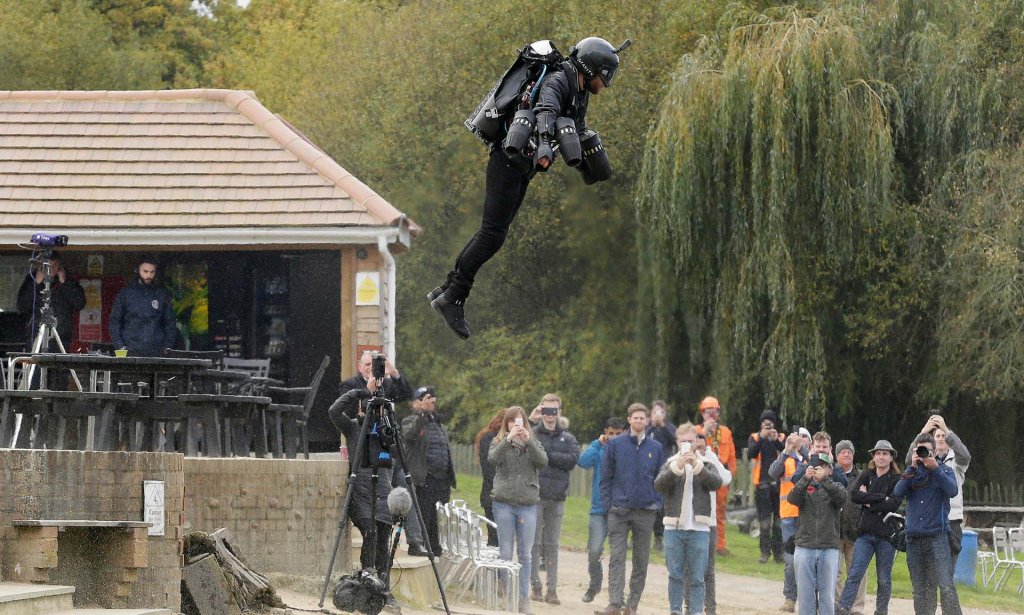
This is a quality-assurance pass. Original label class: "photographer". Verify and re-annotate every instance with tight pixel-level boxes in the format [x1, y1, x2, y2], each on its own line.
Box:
[893, 433, 962, 615]
[429, 37, 625, 339]
[401, 386, 456, 558]
[330, 351, 412, 451]
[16, 251, 85, 388]
[489, 406, 548, 615]
[327, 373, 398, 590]
[748, 409, 785, 566]
[903, 412, 971, 576]
[654, 423, 723, 615]
[529, 394, 580, 605]
[786, 452, 848, 615]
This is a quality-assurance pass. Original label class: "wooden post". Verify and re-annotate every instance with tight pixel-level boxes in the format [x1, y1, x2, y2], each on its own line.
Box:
[340, 246, 355, 380]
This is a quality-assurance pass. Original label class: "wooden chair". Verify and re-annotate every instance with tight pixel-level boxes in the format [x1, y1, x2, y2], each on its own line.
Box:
[265, 355, 330, 459]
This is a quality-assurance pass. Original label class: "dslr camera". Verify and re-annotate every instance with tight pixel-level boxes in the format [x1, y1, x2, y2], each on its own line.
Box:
[371, 353, 386, 380]
[915, 445, 931, 459]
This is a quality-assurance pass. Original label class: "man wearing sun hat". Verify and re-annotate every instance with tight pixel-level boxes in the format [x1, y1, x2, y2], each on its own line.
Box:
[695, 396, 736, 556]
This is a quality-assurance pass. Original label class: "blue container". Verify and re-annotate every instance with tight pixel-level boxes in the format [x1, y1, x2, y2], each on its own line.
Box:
[954, 529, 978, 586]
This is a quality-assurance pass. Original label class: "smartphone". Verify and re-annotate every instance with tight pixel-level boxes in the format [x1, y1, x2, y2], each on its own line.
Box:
[680, 442, 691, 454]
[514, 417, 524, 427]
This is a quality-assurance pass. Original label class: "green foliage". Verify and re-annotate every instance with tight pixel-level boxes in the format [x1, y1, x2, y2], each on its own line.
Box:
[637, 5, 900, 426]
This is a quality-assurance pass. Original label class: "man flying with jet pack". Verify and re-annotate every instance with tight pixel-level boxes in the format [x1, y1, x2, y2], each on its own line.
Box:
[429, 36, 629, 339]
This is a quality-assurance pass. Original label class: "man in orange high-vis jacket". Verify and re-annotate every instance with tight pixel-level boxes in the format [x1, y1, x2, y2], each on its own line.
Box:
[696, 396, 736, 556]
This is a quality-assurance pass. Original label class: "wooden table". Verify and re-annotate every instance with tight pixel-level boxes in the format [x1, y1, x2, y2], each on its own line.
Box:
[21, 353, 212, 396]
[4, 354, 273, 456]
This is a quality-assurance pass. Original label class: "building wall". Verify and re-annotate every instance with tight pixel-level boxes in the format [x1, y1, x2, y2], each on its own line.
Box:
[1, 451, 351, 610]
[182, 457, 349, 576]
[0, 450, 183, 609]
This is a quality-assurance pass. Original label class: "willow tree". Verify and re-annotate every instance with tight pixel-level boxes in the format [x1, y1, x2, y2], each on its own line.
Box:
[636, 6, 900, 425]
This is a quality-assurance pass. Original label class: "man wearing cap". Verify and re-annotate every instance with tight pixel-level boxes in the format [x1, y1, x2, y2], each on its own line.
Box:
[402, 386, 457, 557]
[787, 451, 848, 615]
[837, 440, 902, 615]
[748, 409, 785, 565]
[696, 396, 736, 556]
[529, 394, 580, 605]
[834, 440, 865, 614]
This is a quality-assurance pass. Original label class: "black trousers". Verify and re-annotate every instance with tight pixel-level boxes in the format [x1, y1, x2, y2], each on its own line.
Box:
[354, 517, 393, 578]
[446, 148, 534, 301]
[417, 474, 452, 556]
[754, 482, 783, 559]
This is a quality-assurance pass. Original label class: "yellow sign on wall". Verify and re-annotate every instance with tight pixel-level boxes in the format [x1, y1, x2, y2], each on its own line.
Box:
[356, 271, 380, 306]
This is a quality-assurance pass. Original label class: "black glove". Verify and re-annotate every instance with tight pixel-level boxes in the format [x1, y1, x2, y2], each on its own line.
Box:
[534, 140, 554, 172]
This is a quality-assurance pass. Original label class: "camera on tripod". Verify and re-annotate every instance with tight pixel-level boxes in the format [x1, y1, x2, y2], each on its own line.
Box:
[371, 353, 386, 382]
[30, 233, 69, 248]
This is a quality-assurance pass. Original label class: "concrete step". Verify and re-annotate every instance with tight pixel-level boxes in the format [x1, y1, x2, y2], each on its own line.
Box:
[0, 582, 75, 615]
[52, 605, 175, 609]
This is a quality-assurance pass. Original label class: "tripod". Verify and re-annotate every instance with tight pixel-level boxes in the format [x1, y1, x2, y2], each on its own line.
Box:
[319, 386, 451, 615]
[11, 250, 82, 446]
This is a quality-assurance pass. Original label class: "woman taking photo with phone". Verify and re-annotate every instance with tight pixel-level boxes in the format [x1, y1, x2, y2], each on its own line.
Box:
[489, 405, 549, 614]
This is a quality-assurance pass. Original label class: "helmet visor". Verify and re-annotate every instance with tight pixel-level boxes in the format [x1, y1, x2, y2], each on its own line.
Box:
[598, 63, 618, 87]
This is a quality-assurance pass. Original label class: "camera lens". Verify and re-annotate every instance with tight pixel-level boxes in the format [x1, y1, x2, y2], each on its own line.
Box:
[915, 445, 930, 459]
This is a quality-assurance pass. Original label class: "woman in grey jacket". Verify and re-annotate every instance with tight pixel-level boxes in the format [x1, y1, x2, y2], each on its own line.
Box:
[489, 406, 549, 614]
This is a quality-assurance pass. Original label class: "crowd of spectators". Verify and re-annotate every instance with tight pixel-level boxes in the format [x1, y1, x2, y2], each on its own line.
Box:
[327, 375, 971, 615]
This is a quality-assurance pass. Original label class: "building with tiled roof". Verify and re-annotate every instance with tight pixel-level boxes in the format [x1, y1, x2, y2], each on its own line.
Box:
[0, 90, 415, 446]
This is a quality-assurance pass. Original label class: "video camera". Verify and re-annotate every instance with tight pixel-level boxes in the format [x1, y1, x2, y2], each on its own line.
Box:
[30, 233, 69, 248]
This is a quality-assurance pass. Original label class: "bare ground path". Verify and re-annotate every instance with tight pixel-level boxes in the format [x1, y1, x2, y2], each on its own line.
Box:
[271, 547, 1014, 615]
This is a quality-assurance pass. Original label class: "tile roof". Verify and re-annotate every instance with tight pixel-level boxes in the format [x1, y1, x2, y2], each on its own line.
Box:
[0, 89, 416, 245]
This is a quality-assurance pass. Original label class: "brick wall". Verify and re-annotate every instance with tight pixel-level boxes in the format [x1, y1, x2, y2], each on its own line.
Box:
[0, 450, 183, 609]
[182, 457, 349, 576]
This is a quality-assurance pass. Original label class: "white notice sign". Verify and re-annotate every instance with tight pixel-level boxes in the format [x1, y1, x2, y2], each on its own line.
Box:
[144, 480, 165, 537]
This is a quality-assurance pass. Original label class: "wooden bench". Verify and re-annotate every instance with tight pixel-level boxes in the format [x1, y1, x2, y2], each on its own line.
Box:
[177, 394, 271, 457]
[0, 390, 139, 450]
[2, 519, 150, 606]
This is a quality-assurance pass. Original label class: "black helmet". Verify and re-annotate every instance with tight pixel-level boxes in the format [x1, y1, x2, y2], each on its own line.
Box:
[570, 37, 625, 87]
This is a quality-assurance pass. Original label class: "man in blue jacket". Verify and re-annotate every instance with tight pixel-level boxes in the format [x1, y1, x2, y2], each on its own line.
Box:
[109, 258, 177, 356]
[578, 415, 626, 604]
[595, 403, 667, 615]
[893, 432, 962, 615]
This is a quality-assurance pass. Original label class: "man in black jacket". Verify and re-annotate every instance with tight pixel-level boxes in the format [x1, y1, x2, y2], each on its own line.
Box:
[17, 252, 85, 390]
[401, 385, 456, 557]
[429, 37, 624, 339]
[529, 394, 580, 605]
[109, 258, 176, 356]
[17, 251, 85, 352]
[837, 440, 902, 615]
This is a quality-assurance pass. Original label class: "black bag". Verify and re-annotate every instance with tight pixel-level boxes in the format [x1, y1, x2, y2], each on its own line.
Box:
[333, 570, 388, 615]
[784, 534, 796, 554]
[465, 40, 565, 146]
[883, 512, 907, 552]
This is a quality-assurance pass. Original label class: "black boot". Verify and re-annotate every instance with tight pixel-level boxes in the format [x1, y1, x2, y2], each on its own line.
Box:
[426, 285, 445, 302]
[431, 292, 470, 339]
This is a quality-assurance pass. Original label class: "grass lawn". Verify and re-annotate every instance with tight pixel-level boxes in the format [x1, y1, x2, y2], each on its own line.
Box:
[452, 473, 1024, 613]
